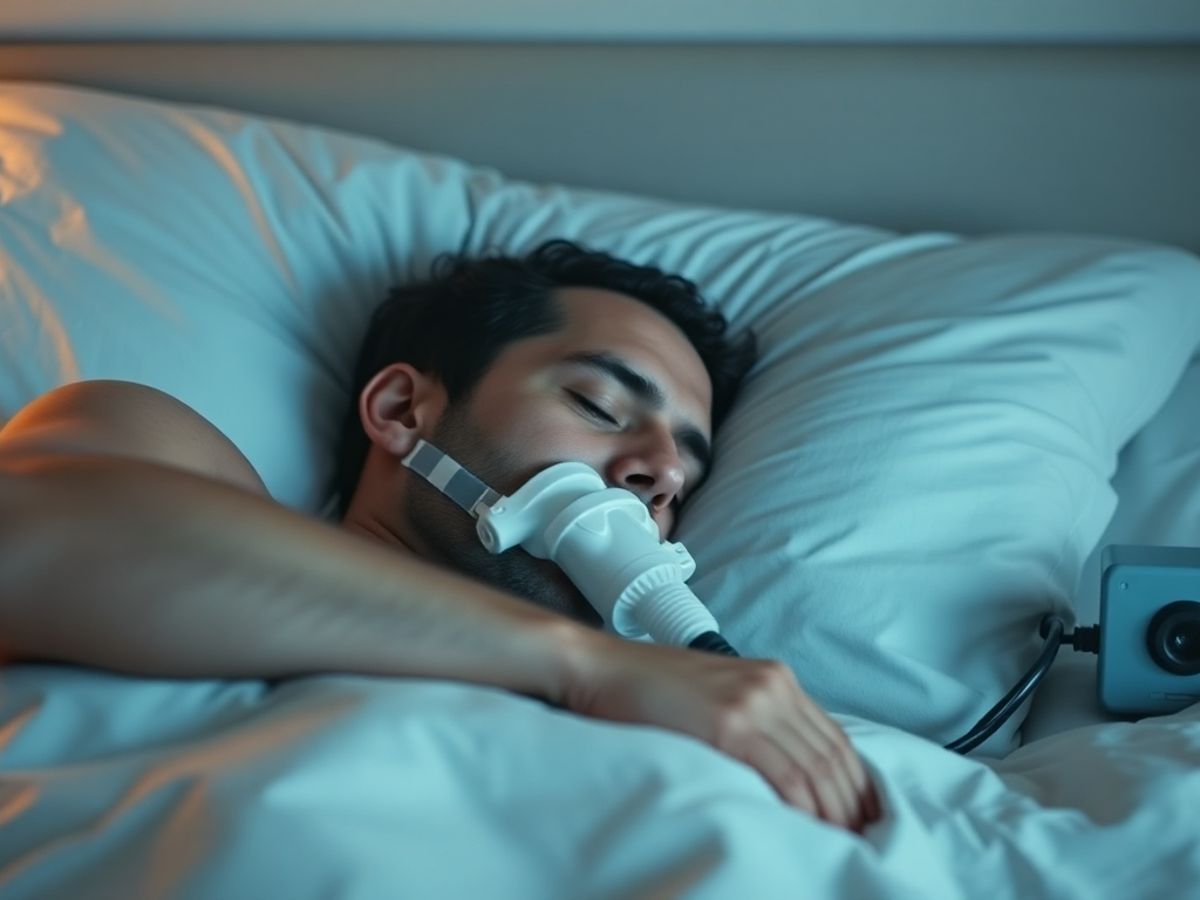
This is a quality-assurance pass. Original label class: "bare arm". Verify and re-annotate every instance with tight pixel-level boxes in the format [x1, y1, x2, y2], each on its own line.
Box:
[0, 380, 878, 830]
[0, 380, 581, 694]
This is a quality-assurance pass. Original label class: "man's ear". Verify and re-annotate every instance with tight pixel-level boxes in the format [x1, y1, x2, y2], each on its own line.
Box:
[358, 363, 447, 458]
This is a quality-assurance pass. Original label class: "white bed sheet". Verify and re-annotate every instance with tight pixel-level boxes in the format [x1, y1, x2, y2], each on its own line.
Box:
[2, 661, 1198, 899]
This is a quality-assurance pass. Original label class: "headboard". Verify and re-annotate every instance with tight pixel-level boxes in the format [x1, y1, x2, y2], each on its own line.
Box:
[1, 5, 1198, 249]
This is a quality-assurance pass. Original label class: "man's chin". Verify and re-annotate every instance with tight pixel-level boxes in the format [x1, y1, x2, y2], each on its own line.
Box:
[537, 561, 604, 628]
[469, 550, 603, 629]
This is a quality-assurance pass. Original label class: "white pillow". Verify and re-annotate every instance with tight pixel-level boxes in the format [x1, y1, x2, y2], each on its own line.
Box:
[1072, 350, 1200, 627]
[3, 82, 1199, 753]
[0, 82, 477, 512]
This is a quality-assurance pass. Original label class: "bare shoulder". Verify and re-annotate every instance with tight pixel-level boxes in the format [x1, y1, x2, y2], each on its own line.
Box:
[0, 380, 269, 496]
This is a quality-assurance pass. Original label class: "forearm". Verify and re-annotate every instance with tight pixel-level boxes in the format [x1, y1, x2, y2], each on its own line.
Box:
[0, 455, 589, 702]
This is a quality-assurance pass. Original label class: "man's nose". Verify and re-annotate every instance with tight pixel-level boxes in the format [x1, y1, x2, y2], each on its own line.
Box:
[609, 442, 686, 513]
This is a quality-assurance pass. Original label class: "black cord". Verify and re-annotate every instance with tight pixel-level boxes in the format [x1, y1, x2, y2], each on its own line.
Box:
[688, 617, 1101, 757]
[942, 615, 1066, 754]
[943, 615, 1101, 754]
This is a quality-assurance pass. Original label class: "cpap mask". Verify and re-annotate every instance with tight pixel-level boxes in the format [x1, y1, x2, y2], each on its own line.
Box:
[400, 438, 731, 650]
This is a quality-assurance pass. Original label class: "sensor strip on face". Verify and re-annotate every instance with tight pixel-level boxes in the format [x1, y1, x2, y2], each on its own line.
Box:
[400, 438, 503, 518]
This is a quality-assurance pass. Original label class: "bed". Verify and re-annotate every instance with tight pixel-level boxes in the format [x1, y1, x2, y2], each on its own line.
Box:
[2, 11, 1200, 898]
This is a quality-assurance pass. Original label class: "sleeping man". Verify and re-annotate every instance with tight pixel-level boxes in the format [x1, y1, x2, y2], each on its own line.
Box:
[0, 240, 879, 832]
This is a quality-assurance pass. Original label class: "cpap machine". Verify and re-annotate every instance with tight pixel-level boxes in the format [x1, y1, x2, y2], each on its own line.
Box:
[402, 439, 1200, 753]
[1094, 545, 1200, 716]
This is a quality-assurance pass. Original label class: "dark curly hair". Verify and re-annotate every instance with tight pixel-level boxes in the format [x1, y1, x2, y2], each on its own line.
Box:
[332, 239, 757, 513]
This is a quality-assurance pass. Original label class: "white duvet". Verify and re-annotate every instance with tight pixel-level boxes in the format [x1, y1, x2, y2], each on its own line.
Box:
[2, 663, 1197, 900]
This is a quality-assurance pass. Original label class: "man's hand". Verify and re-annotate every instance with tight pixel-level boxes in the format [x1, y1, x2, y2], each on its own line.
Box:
[560, 634, 880, 832]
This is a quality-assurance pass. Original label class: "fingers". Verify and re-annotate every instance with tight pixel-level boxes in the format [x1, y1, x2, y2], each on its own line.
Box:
[777, 669, 881, 828]
[745, 663, 880, 830]
[742, 734, 821, 818]
[732, 723, 865, 831]
[772, 732, 858, 829]
[596, 643, 882, 831]
[793, 699, 879, 822]
[776, 713, 877, 832]
[807, 710, 881, 827]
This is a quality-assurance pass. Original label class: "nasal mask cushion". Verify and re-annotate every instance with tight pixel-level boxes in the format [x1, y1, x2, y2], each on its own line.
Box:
[401, 438, 720, 646]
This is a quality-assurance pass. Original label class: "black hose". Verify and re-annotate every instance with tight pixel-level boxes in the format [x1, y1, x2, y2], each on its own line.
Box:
[688, 630, 741, 656]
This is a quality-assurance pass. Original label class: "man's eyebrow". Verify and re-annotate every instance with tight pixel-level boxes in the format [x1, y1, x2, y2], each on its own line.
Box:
[563, 350, 712, 479]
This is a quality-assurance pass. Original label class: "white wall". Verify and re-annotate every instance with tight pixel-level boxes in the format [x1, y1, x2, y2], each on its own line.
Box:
[4, 42, 1197, 249]
[6, 0, 1200, 42]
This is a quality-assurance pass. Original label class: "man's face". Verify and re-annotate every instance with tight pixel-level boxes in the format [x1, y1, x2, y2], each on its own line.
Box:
[406, 286, 714, 625]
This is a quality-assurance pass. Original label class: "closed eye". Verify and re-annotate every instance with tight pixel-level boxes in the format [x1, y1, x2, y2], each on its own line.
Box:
[567, 390, 620, 426]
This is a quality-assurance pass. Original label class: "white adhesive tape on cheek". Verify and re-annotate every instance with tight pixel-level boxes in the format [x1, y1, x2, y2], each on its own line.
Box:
[402, 438, 504, 518]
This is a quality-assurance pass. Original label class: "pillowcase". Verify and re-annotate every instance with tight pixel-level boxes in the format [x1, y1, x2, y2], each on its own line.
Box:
[1073, 350, 1200, 626]
[0, 81, 477, 512]
[3, 81, 1199, 753]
